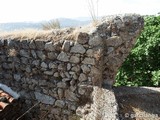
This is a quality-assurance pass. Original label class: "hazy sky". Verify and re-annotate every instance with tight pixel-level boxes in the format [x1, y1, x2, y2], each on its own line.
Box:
[0, 0, 159, 23]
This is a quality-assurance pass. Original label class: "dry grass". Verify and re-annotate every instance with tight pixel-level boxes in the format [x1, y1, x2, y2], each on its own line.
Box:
[0, 20, 99, 41]
[87, 0, 99, 23]
[0, 27, 90, 41]
[42, 19, 60, 30]
[0, 29, 52, 40]
[0, 28, 81, 42]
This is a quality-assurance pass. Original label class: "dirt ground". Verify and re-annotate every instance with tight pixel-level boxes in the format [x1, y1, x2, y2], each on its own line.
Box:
[113, 87, 160, 120]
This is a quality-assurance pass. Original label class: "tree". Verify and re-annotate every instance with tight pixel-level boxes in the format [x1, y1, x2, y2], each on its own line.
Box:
[115, 15, 160, 87]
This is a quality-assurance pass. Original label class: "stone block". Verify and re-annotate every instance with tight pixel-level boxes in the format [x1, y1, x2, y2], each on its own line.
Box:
[34, 92, 55, 105]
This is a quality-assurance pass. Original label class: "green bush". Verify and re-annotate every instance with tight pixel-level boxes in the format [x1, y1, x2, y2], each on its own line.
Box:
[115, 15, 160, 87]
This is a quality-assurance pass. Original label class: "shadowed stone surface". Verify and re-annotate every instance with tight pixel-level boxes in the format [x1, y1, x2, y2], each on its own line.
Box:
[34, 92, 55, 105]
[77, 86, 119, 120]
[114, 87, 160, 120]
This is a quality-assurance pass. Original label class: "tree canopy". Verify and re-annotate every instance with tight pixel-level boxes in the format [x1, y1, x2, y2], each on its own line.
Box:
[115, 15, 160, 87]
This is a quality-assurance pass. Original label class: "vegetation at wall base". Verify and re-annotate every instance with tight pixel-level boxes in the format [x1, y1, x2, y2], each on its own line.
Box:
[115, 15, 160, 87]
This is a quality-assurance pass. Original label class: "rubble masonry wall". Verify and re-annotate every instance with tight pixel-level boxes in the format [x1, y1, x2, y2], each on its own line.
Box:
[0, 14, 143, 119]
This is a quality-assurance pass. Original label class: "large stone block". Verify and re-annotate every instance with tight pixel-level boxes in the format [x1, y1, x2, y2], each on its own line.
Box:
[57, 52, 69, 62]
[70, 43, 86, 54]
[34, 92, 55, 105]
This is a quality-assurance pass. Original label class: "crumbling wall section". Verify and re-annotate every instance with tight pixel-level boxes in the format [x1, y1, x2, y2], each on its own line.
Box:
[0, 14, 143, 119]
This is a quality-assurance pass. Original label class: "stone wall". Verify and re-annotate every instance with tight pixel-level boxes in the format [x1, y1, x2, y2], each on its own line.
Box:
[0, 14, 144, 119]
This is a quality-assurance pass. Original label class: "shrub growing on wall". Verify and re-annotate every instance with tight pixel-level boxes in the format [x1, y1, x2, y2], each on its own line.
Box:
[42, 19, 60, 30]
[115, 15, 160, 87]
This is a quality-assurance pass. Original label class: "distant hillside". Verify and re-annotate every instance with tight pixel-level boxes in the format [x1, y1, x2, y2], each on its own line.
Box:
[58, 18, 91, 27]
[0, 22, 42, 31]
[0, 18, 91, 31]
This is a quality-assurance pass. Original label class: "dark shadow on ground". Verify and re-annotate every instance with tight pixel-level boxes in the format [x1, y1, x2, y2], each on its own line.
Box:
[113, 86, 160, 120]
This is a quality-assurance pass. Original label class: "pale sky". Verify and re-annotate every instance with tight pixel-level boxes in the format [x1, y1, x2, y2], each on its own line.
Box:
[0, 0, 159, 23]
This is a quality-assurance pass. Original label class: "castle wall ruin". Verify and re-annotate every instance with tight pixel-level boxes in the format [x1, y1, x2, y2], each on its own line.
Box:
[0, 14, 144, 119]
